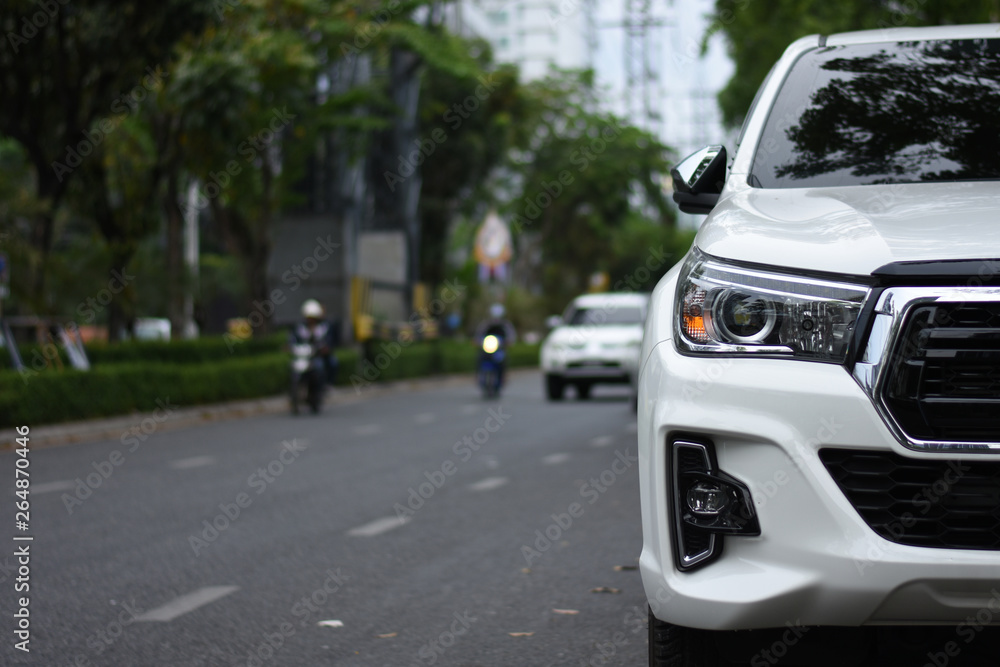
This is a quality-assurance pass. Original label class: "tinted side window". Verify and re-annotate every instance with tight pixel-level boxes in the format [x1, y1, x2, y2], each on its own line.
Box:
[750, 38, 1000, 188]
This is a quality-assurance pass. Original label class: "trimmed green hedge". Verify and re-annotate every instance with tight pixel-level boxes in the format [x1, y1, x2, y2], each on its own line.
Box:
[0, 341, 539, 427]
[0, 333, 287, 371]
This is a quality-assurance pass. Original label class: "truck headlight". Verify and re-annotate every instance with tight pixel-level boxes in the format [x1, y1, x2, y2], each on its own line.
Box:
[675, 250, 869, 363]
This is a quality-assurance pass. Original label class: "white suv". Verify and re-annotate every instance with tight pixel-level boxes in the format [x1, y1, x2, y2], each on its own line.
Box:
[639, 25, 1000, 665]
[541, 292, 648, 400]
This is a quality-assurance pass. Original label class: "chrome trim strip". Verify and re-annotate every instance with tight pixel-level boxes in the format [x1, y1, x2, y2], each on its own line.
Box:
[672, 441, 718, 569]
[853, 287, 1000, 452]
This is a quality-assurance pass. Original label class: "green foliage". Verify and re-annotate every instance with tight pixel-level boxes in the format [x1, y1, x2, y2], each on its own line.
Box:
[359, 340, 539, 382]
[708, 0, 1000, 128]
[0, 0, 215, 313]
[505, 70, 675, 309]
[0, 336, 539, 426]
[607, 216, 695, 293]
[0, 354, 289, 427]
[418, 43, 526, 285]
[0, 333, 286, 371]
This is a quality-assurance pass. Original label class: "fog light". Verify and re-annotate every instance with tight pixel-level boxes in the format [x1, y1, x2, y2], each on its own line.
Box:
[686, 481, 730, 515]
[671, 439, 761, 571]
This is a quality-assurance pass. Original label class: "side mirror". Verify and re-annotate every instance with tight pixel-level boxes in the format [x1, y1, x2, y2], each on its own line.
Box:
[545, 315, 563, 329]
[670, 145, 727, 214]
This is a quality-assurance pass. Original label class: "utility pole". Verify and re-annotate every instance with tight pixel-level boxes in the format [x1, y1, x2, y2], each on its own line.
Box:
[600, 1, 671, 133]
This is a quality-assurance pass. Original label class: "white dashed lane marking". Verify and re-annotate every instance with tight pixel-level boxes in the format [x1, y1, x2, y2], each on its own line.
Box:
[29, 481, 76, 495]
[136, 586, 239, 622]
[468, 476, 508, 492]
[348, 516, 411, 537]
[590, 435, 614, 448]
[169, 456, 215, 470]
[414, 413, 436, 424]
[543, 453, 570, 465]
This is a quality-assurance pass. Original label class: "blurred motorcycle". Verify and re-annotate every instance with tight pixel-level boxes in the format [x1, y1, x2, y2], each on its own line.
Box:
[478, 334, 506, 398]
[290, 341, 324, 414]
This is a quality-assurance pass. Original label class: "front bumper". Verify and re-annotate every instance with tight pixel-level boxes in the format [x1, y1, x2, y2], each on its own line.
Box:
[638, 340, 1000, 630]
[541, 345, 637, 382]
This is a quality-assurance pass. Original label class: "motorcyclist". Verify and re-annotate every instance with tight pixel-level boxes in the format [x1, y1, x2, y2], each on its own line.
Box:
[290, 299, 339, 385]
[475, 303, 517, 387]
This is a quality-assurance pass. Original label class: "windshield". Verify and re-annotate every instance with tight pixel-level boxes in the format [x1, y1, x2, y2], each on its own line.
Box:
[567, 306, 644, 326]
[750, 38, 1000, 188]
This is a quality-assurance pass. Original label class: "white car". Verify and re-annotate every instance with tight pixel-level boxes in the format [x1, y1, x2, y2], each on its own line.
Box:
[640, 24, 1000, 665]
[540, 292, 648, 400]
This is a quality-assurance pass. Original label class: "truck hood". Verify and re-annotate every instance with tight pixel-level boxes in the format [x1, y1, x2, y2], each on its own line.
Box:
[544, 324, 643, 347]
[697, 181, 1000, 277]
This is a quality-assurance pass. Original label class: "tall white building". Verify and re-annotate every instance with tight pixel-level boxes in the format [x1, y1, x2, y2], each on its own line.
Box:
[461, 1, 594, 81]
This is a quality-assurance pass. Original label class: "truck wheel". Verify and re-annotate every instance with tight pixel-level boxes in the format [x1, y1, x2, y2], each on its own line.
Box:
[545, 374, 565, 401]
[648, 608, 722, 667]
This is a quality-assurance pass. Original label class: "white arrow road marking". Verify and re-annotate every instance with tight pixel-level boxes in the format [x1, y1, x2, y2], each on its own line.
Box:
[30, 481, 76, 495]
[136, 586, 239, 622]
[169, 456, 215, 470]
[590, 435, 614, 448]
[468, 476, 508, 492]
[348, 516, 411, 537]
[543, 453, 570, 465]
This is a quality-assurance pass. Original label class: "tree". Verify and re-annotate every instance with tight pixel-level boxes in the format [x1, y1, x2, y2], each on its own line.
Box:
[506, 69, 674, 309]
[706, 0, 1000, 128]
[417, 40, 526, 287]
[0, 1, 212, 318]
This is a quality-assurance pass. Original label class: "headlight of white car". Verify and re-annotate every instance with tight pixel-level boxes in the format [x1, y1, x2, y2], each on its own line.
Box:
[675, 251, 870, 363]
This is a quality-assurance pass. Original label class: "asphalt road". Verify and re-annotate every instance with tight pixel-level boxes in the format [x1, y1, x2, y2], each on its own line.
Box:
[1, 370, 648, 666]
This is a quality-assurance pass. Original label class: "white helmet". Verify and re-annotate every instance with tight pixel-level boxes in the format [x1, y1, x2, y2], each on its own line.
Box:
[490, 303, 505, 319]
[301, 299, 324, 319]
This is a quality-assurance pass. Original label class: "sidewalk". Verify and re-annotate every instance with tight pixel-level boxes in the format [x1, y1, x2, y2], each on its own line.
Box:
[0, 370, 533, 450]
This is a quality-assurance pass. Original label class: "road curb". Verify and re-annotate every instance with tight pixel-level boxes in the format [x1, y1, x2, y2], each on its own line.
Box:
[0, 368, 536, 450]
